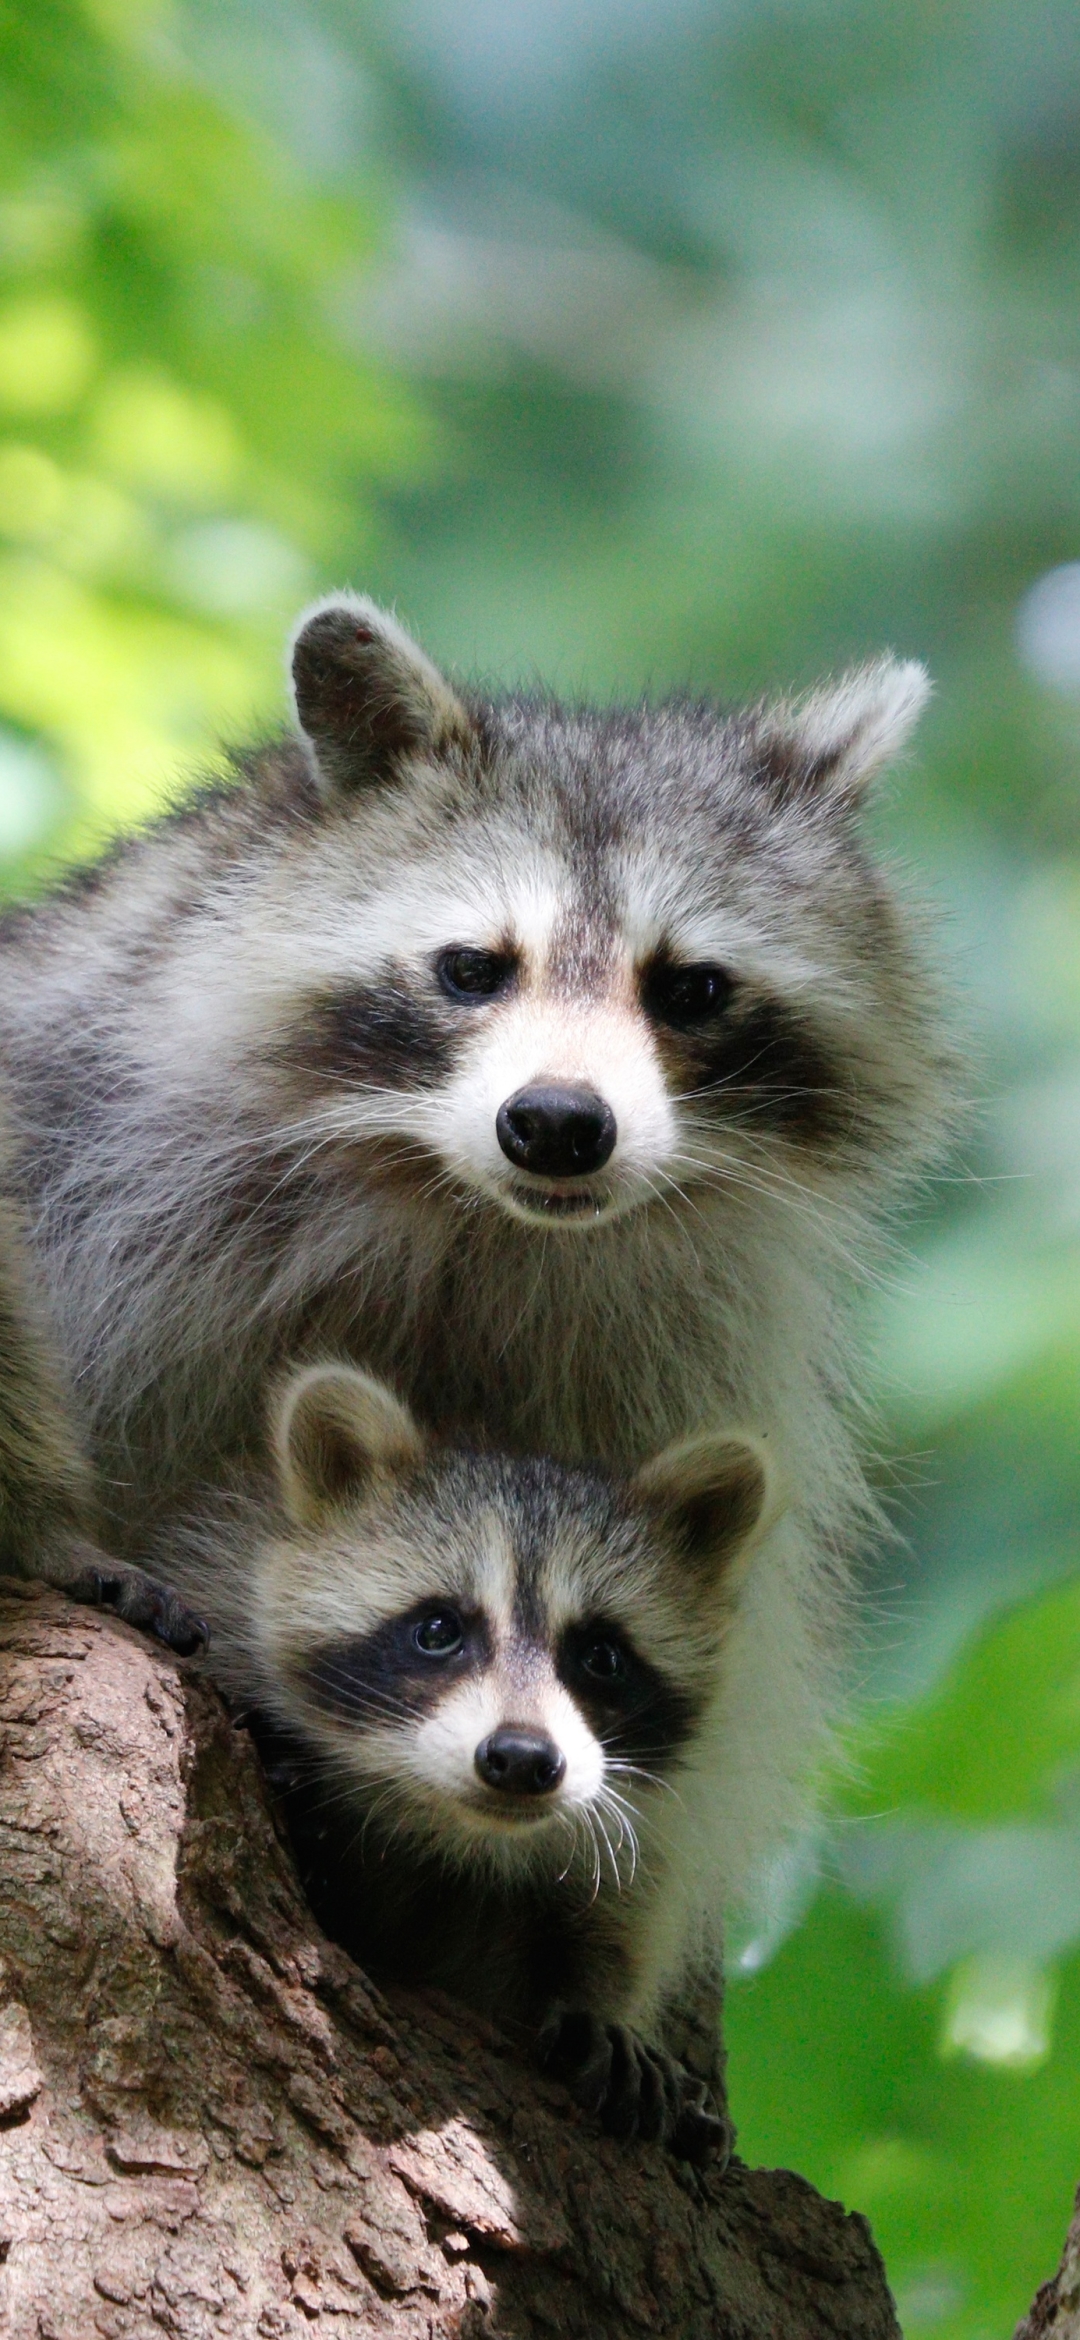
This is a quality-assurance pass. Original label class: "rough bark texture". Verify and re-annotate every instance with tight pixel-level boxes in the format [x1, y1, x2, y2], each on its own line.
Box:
[0, 1582, 901, 2340]
[1017, 2188, 1080, 2340]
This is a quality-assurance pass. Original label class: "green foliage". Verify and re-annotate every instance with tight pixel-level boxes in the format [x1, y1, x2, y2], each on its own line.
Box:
[0, 0, 427, 857]
[729, 1578, 1080, 2331]
[841, 1578, 1080, 1825]
[728, 1894, 1080, 2340]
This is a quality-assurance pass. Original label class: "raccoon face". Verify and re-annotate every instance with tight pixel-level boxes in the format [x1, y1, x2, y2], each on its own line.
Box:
[254, 1362, 774, 1873]
[282, 598, 939, 1233]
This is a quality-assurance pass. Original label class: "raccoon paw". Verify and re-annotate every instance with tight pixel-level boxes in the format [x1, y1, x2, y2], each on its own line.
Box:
[537, 2009, 730, 2167]
[64, 1550, 209, 1657]
[669, 2074, 733, 2170]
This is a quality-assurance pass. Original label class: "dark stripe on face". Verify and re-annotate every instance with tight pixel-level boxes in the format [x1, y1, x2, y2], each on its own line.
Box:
[546, 898, 617, 997]
[303, 1604, 492, 1727]
[557, 1619, 699, 1768]
[281, 975, 459, 1092]
[649, 985, 854, 1150]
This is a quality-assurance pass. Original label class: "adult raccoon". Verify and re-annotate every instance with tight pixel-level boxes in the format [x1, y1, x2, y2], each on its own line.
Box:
[0, 597, 957, 1901]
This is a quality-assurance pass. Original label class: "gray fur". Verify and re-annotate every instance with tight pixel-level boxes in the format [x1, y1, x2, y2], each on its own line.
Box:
[0, 603, 959, 1925]
[157, 1362, 774, 2161]
[0, 1096, 205, 1651]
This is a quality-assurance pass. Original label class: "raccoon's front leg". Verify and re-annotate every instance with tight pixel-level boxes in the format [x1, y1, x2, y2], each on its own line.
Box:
[537, 2007, 731, 2166]
[653, 1950, 734, 2156]
[0, 1194, 208, 1656]
[45, 1536, 209, 1656]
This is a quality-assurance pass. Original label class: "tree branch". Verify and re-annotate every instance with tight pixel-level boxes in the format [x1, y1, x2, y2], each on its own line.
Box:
[1016, 2189, 1080, 2339]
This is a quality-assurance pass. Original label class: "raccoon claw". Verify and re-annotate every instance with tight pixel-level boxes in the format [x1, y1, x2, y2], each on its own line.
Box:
[670, 2078, 733, 2170]
[69, 1559, 209, 1656]
[538, 2009, 729, 2165]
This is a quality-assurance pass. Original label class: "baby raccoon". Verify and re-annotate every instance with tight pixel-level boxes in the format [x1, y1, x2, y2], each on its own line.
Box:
[159, 1362, 777, 2163]
[0, 596, 958, 1905]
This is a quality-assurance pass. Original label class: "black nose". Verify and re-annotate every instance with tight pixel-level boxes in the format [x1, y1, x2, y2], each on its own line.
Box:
[475, 1726, 567, 1797]
[496, 1084, 616, 1179]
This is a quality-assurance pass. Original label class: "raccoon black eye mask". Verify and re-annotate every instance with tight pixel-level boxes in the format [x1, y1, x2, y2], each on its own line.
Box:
[304, 1601, 696, 1766]
[142, 1359, 778, 2165]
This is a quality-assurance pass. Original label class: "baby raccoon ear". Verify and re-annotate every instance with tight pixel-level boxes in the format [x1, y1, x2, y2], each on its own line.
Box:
[273, 1363, 426, 1530]
[633, 1430, 779, 1592]
[289, 593, 474, 796]
[759, 657, 930, 806]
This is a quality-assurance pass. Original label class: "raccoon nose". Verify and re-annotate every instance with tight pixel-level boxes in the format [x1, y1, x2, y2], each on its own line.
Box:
[475, 1726, 567, 1797]
[496, 1084, 616, 1179]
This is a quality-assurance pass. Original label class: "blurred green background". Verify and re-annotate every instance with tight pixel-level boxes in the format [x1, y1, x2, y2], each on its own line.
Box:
[3, 1, 1080, 2329]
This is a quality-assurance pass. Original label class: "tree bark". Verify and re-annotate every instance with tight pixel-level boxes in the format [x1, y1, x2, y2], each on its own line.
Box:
[0, 1582, 900, 2340]
[1016, 2190, 1080, 2339]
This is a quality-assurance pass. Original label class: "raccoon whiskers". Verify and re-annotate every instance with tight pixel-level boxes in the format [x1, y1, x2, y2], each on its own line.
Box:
[670, 1145, 900, 1302]
[319, 1686, 416, 1731]
[412, 1163, 478, 1215]
[638, 1168, 702, 1249]
[578, 1804, 605, 1903]
[554, 1806, 586, 1886]
[664, 1144, 854, 1256]
[594, 1785, 641, 1885]
[670, 1078, 836, 1114]
[669, 1130, 844, 1222]
[354, 1779, 419, 1865]
[282, 1764, 409, 1836]
[637, 1169, 712, 1276]
[604, 1757, 682, 1808]
[591, 1797, 622, 1890]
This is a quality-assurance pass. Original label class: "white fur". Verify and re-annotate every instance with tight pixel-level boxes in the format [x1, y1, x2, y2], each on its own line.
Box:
[769, 658, 931, 799]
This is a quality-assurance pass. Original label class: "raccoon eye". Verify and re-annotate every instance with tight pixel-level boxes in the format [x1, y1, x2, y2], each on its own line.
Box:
[579, 1635, 627, 1683]
[642, 961, 733, 1028]
[436, 947, 516, 1002]
[413, 1607, 465, 1657]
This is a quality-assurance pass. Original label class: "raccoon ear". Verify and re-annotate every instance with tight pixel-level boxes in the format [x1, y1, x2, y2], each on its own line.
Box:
[289, 593, 474, 796]
[633, 1430, 778, 1592]
[273, 1364, 426, 1529]
[759, 657, 930, 805]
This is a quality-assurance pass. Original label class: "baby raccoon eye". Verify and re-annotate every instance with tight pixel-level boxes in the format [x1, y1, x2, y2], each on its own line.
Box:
[642, 961, 733, 1028]
[436, 947, 516, 1002]
[579, 1635, 627, 1683]
[412, 1607, 465, 1657]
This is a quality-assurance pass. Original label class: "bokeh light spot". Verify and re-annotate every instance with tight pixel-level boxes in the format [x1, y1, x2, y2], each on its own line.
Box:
[1017, 564, 1080, 694]
[0, 297, 96, 415]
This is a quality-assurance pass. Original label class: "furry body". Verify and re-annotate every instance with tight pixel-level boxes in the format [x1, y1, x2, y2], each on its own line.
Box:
[0, 1151, 94, 1572]
[0, 1095, 209, 1646]
[0, 601, 956, 1914]
[160, 1361, 774, 2158]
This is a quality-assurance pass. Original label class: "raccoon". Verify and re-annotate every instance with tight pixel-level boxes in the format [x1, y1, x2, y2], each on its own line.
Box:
[0, 597, 956, 1903]
[0, 1100, 203, 1650]
[156, 1358, 777, 2163]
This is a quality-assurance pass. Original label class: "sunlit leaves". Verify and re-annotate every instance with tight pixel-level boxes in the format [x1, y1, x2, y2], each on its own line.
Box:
[0, 0, 428, 846]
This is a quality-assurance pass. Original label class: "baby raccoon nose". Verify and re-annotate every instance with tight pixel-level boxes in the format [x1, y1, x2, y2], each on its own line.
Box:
[475, 1726, 567, 1797]
[496, 1084, 616, 1179]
